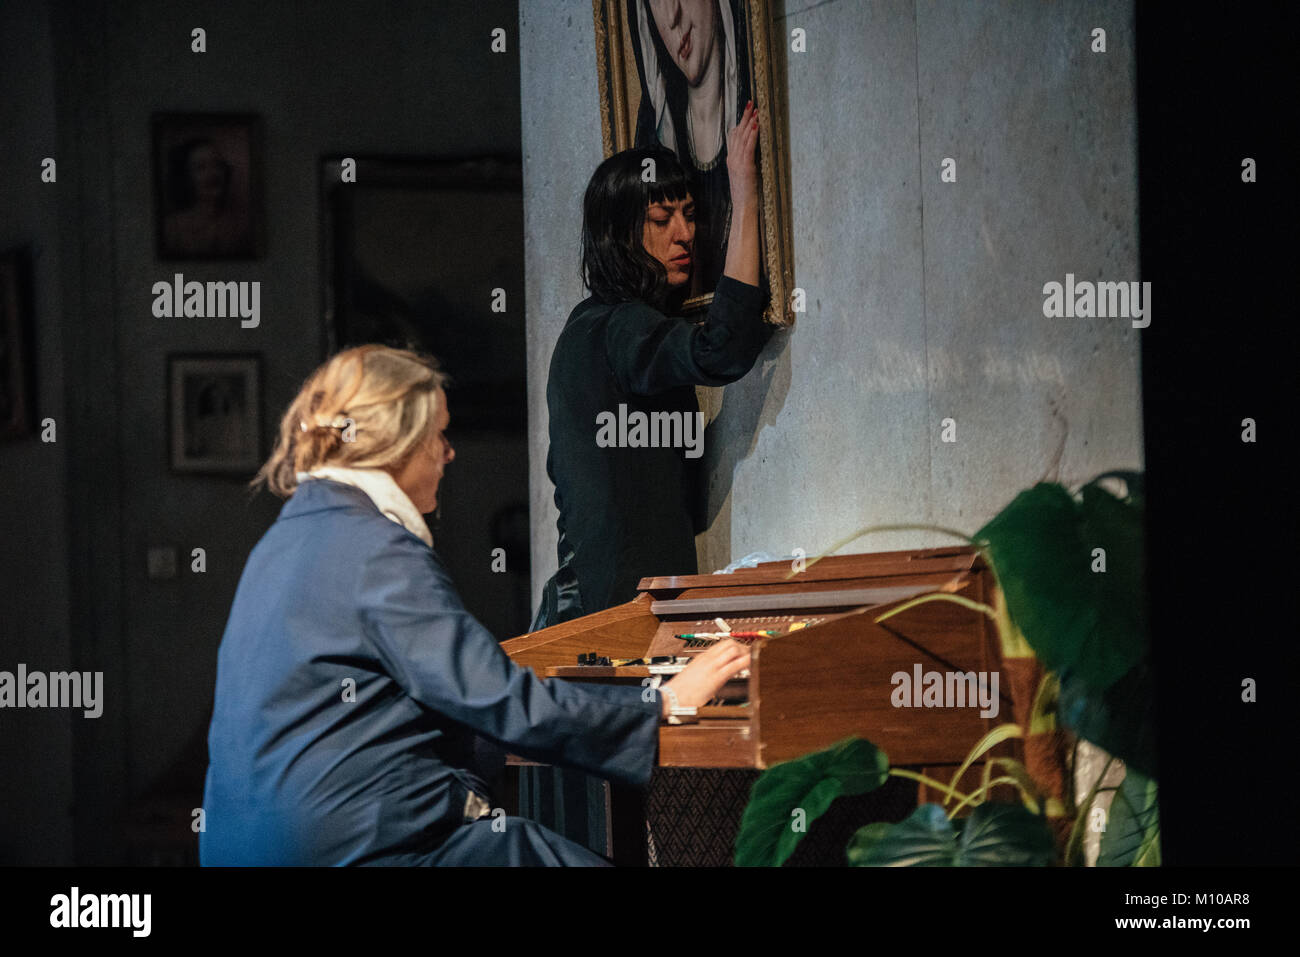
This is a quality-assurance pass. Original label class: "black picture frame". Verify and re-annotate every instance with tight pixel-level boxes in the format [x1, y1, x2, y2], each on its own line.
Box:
[0, 245, 37, 442]
[319, 155, 526, 432]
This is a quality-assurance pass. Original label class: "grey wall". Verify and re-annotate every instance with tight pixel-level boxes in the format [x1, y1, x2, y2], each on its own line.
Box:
[0, 0, 74, 865]
[522, 0, 1142, 600]
[2, 0, 522, 864]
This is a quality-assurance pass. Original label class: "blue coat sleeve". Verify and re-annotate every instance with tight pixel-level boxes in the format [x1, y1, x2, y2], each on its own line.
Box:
[354, 528, 661, 788]
[604, 274, 772, 395]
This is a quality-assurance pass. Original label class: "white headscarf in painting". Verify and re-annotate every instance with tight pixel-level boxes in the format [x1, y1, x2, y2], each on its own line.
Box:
[635, 0, 739, 162]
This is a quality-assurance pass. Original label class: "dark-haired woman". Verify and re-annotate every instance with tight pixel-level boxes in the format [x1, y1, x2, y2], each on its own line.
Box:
[535, 100, 768, 629]
[526, 105, 769, 859]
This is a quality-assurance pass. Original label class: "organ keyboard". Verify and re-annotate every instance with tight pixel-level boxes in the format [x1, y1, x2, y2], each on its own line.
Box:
[503, 546, 1016, 771]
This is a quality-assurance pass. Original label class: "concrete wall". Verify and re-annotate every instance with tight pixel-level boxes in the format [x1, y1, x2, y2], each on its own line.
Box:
[521, 0, 1141, 600]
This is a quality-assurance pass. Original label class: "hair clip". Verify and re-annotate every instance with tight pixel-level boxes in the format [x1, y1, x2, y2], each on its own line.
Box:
[300, 414, 354, 433]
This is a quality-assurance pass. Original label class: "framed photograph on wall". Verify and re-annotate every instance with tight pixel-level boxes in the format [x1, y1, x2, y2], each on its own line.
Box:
[0, 246, 37, 442]
[319, 155, 527, 432]
[153, 113, 263, 260]
[593, 0, 793, 324]
[167, 353, 262, 475]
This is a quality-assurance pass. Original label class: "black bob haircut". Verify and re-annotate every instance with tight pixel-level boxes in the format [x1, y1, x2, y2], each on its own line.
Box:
[580, 146, 695, 308]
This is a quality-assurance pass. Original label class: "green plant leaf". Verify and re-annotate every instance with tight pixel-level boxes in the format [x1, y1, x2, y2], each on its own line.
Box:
[734, 737, 888, 867]
[957, 801, 1057, 866]
[1085, 471, 1145, 512]
[1058, 661, 1159, 779]
[847, 804, 957, 866]
[1076, 482, 1148, 677]
[975, 478, 1146, 691]
[1098, 768, 1160, 867]
[848, 802, 1055, 866]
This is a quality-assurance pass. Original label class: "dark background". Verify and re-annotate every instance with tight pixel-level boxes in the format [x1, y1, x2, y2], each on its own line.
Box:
[0, 0, 530, 865]
[1137, 3, 1297, 864]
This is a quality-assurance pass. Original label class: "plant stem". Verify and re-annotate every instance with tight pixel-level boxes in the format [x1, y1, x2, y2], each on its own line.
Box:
[874, 591, 997, 625]
[788, 524, 976, 578]
[888, 768, 972, 805]
[941, 723, 1024, 806]
[946, 776, 1036, 819]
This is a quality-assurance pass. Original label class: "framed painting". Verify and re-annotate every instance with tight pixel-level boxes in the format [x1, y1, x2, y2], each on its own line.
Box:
[0, 246, 36, 442]
[167, 353, 263, 474]
[593, 0, 793, 324]
[153, 113, 263, 260]
[319, 155, 526, 432]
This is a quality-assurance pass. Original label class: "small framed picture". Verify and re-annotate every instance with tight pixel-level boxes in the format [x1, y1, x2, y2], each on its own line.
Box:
[0, 246, 37, 442]
[167, 353, 262, 475]
[153, 113, 263, 260]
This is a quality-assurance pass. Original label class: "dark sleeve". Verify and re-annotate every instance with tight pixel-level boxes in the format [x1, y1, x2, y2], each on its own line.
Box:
[354, 532, 661, 788]
[604, 274, 772, 395]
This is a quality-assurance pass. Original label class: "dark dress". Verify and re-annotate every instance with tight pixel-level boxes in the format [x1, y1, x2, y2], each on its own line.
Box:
[525, 276, 771, 860]
[536, 274, 772, 625]
[200, 478, 661, 866]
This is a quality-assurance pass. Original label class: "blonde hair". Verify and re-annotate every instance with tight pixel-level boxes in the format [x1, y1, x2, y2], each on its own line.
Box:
[252, 344, 449, 498]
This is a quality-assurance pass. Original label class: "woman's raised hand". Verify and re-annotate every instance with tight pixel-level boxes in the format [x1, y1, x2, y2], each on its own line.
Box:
[722, 102, 761, 288]
[660, 638, 751, 717]
[726, 100, 760, 205]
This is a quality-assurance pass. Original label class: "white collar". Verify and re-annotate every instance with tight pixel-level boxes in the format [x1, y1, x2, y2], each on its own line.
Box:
[295, 466, 433, 548]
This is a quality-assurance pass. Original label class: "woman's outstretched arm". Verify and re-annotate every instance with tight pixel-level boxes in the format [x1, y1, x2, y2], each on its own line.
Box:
[722, 100, 761, 288]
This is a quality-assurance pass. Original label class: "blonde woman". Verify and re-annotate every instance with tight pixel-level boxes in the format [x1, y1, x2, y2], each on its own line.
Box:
[200, 345, 748, 866]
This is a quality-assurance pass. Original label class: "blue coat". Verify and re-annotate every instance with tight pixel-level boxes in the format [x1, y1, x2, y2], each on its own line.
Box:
[200, 478, 661, 865]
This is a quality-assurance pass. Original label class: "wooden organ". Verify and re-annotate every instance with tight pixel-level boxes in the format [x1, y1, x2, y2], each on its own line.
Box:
[502, 546, 1018, 781]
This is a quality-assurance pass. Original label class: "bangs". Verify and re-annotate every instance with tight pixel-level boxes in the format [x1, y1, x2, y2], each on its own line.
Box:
[646, 163, 692, 206]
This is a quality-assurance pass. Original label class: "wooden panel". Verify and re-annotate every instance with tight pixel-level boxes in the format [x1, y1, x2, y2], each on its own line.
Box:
[506, 717, 758, 768]
[546, 666, 652, 678]
[661, 569, 972, 603]
[499, 597, 658, 674]
[648, 583, 948, 616]
[867, 577, 1006, 679]
[638, 546, 980, 592]
[752, 600, 995, 768]
[659, 721, 756, 767]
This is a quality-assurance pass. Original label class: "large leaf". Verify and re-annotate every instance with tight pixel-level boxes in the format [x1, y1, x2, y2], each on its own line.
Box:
[975, 478, 1146, 691]
[1098, 768, 1160, 867]
[1058, 661, 1159, 779]
[1086, 470, 1145, 512]
[846, 804, 956, 866]
[847, 802, 1055, 867]
[1077, 481, 1147, 676]
[958, 801, 1057, 866]
[734, 738, 888, 867]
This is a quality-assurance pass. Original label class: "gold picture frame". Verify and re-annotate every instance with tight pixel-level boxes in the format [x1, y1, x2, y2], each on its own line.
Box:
[593, 0, 794, 325]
